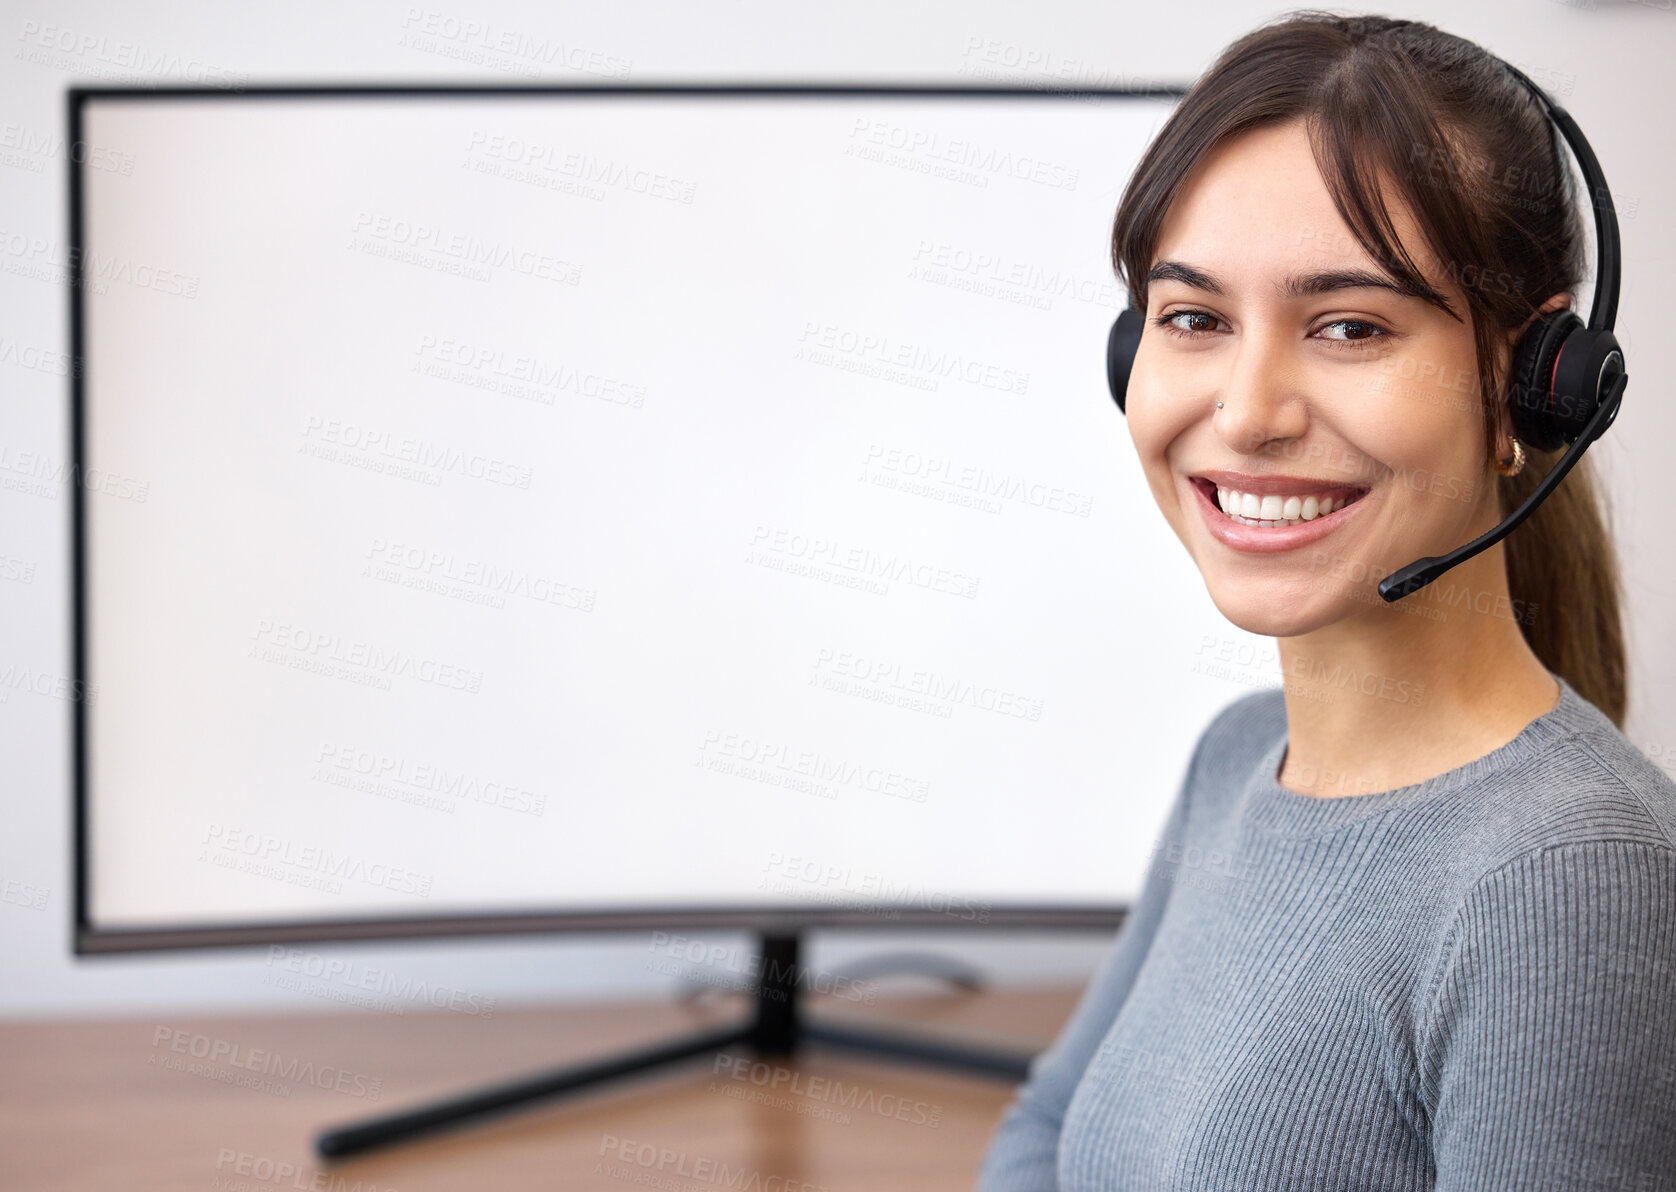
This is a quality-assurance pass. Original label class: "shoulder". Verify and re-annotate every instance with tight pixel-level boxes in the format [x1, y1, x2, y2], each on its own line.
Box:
[1163, 684, 1288, 834]
[1391, 676, 1676, 908]
[1443, 695, 1676, 871]
[1566, 719, 1676, 848]
[1415, 713, 1676, 1039]
[1186, 683, 1287, 784]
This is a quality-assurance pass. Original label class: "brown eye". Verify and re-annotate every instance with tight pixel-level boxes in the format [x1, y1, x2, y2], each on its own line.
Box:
[1154, 310, 1221, 337]
[1317, 319, 1389, 344]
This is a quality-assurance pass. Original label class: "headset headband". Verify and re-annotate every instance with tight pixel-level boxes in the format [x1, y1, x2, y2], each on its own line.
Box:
[1492, 58, 1620, 331]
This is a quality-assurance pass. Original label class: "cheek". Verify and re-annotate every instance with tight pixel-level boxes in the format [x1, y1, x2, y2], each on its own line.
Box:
[1123, 354, 1200, 459]
[1123, 373, 1208, 525]
[1123, 387, 1182, 502]
[1350, 366, 1488, 494]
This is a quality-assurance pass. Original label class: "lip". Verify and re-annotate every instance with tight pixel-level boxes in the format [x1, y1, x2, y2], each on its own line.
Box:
[1189, 469, 1370, 501]
[1187, 474, 1373, 554]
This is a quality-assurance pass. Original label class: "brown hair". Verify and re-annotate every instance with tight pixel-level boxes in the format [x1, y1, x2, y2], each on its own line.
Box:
[1111, 9, 1627, 725]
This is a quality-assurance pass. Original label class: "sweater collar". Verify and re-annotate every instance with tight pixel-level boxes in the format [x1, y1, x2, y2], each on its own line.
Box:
[1243, 671, 1601, 838]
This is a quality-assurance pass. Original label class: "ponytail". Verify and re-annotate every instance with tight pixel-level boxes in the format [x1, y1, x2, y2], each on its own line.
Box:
[1499, 449, 1628, 726]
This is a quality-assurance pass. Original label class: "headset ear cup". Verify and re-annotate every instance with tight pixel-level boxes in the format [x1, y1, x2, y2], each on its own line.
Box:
[1507, 309, 1579, 452]
[1107, 306, 1146, 415]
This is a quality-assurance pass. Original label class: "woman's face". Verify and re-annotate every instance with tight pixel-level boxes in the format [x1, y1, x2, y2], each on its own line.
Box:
[1125, 116, 1503, 636]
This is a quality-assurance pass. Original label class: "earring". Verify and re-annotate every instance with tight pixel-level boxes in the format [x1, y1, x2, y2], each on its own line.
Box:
[1495, 437, 1527, 477]
[1216, 402, 1224, 409]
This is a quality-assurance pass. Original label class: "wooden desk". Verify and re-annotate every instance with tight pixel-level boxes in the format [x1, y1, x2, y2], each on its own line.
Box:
[0, 985, 1079, 1191]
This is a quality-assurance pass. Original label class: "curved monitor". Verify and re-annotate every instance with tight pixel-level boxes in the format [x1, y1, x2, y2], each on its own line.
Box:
[70, 83, 1265, 953]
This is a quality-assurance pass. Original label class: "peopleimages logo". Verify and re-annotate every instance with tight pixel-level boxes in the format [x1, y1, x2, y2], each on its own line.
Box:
[213, 1148, 400, 1191]
[845, 117, 1080, 191]
[710, 1053, 943, 1127]
[300, 414, 534, 489]
[150, 1027, 383, 1100]
[313, 740, 546, 817]
[250, 618, 485, 694]
[760, 853, 992, 923]
[349, 212, 582, 285]
[263, 946, 496, 1017]
[1285, 656, 1425, 708]
[362, 537, 595, 613]
[200, 825, 434, 898]
[15, 20, 247, 87]
[397, 9, 631, 78]
[795, 321, 1030, 395]
[595, 1134, 827, 1192]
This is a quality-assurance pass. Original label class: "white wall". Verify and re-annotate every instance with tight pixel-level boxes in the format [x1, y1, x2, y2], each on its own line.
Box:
[3, 0, 1674, 1019]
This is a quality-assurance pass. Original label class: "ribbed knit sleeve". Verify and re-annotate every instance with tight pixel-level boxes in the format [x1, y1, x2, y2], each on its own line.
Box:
[973, 737, 1206, 1192]
[1418, 840, 1676, 1191]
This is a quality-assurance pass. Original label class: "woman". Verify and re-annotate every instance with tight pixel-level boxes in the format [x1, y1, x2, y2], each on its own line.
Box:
[977, 11, 1676, 1191]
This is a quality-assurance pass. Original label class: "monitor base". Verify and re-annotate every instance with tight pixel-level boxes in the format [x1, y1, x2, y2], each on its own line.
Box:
[314, 929, 1036, 1160]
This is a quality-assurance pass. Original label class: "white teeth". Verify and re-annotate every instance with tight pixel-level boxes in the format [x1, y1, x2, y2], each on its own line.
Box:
[1214, 486, 1358, 527]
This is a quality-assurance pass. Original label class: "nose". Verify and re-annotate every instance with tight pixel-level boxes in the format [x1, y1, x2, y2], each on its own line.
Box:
[1214, 322, 1309, 454]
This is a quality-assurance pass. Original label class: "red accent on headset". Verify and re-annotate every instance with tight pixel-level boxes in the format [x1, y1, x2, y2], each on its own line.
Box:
[1548, 342, 1565, 418]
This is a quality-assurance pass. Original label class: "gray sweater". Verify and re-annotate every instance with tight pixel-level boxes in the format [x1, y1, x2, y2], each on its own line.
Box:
[975, 671, 1676, 1190]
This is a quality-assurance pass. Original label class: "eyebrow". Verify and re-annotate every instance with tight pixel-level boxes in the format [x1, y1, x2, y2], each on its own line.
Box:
[1145, 258, 1432, 303]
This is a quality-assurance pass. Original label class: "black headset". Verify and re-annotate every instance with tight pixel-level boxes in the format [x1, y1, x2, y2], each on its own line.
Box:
[1104, 57, 1628, 603]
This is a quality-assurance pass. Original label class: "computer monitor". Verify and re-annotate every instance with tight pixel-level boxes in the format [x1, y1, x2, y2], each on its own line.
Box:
[70, 83, 1250, 954]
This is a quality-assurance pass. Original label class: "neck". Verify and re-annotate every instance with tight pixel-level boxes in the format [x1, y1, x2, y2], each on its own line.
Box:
[1271, 545, 1560, 798]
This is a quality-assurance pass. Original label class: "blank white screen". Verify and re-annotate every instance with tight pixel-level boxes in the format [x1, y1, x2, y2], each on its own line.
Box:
[80, 91, 1266, 931]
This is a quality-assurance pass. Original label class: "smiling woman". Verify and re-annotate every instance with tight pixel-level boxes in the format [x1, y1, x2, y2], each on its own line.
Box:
[1112, 18, 1624, 733]
[1127, 114, 1565, 620]
[975, 10, 1676, 1192]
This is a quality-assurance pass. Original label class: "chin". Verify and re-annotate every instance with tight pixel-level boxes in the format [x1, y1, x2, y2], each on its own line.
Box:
[1199, 570, 1354, 638]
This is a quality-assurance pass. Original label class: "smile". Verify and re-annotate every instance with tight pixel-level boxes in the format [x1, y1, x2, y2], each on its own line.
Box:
[1187, 475, 1373, 553]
